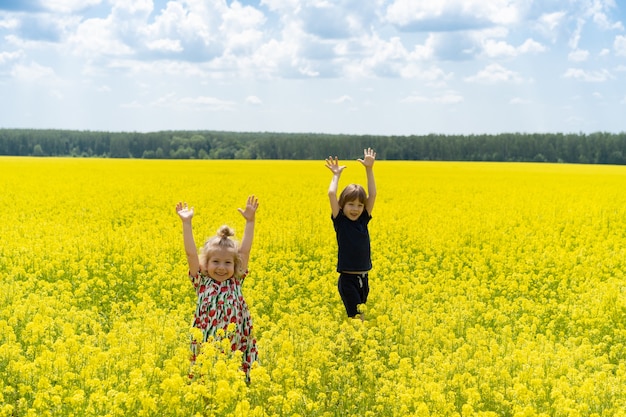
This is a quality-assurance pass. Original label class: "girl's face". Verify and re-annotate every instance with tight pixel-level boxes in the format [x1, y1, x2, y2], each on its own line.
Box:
[343, 199, 365, 221]
[206, 248, 236, 282]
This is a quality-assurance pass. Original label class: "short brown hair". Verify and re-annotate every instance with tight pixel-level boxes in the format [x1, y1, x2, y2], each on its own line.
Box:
[338, 184, 367, 208]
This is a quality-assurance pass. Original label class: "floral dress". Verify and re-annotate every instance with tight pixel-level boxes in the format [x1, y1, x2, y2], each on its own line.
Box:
[189, 270, 258, 375]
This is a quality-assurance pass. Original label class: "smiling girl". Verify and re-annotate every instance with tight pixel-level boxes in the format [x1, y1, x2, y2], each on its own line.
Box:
[175, 196, 259, 379]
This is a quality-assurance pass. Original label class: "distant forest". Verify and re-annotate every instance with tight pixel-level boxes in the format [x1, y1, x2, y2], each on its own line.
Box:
[2, 128, 626, 164]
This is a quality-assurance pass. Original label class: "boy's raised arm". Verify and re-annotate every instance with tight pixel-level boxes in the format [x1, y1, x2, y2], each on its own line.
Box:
[358, 148, 377, 214]
[325, 156, 345, 218]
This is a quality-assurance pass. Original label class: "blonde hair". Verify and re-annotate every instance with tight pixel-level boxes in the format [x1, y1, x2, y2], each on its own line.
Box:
[199, 225, 243, 277]
[338, 184, 367, 209]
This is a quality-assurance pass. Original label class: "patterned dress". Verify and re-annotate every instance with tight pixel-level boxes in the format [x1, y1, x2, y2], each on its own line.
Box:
[189, 270, 258, 375]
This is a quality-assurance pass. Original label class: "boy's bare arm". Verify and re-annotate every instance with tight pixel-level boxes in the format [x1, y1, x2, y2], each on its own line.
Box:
[325, 157, 344, 218]
[358, 148, 377, 213]
[365, 166, 376, 214]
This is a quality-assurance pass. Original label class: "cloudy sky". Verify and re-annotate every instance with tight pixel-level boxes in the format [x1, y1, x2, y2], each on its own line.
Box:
[1, 0, 625, 135]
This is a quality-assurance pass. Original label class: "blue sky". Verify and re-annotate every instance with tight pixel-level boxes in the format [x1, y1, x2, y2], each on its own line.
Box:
[1, 0, 625, 135]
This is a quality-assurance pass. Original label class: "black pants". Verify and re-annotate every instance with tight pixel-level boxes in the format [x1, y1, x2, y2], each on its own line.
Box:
[338, 273, 369, 317]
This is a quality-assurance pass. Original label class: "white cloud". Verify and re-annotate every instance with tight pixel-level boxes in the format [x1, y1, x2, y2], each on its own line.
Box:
[138, 0, 266, 60]
[563, 68, 612, 82]
[0, 50, 23, 64]
[399, 65, 451, 81]
[260, 0, 300, 13]
[146, 38, 183, 52]
[365, 36, 411, 72]
[296, 63, 320, 77]
[518, 38, 546, 54]
[615, 35, 626, 56]
[220, 2, 266, 55]
[568, 49, 589, 62]
[0, 17, 20, 29]
[245, 95, 262, 105]
[341, 34, 408, 78]
[110, 0, 153, 18]
[343, 34, 451, 81]
[482, 38, 546, 58]
[434, 92, 464, 104]
[384, 0, 525, 30]
[426, 31, 478, 60]
[248, 37, 298, 78]
[43, 0, 101, 14]
[330, 95, 353, 104]
[104, 59, 208, 79]
[401, 91, 463, 104]
[1, 0, 626, 134]
[568, 18, 584, 49]
[10, 62, 57, 81]
[140, 6, 215, 62]
[465, 63, 523, 84]
[481, 39, 517, 58]
[510, 97, 531, 104]
[145, 92, 236, 111]
[68, 17, 134, 57]
[586, 0, 624, 31]
[177, 96, 236, 111]
[535, 12, 566, 41]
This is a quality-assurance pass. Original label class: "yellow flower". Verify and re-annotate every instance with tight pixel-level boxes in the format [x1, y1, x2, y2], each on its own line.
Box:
[226, 322, 236, 334]
[189, 327, 203, 344]
[4, 158, 626, 416]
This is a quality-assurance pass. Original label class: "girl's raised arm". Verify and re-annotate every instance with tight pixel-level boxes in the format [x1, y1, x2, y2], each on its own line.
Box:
[176, 202, 200, 275]
[237, 195, 259, 272]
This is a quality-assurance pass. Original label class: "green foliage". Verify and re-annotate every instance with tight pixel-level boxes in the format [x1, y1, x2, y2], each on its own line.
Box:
[1, 128, 626, 164]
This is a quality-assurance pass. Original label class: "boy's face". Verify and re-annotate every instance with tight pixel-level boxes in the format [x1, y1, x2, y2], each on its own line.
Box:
[343, 199, 364, 221]
[206, 248, 236, 282]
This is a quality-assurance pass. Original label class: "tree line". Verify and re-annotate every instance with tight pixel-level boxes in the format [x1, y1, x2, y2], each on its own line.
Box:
[2, 128, 626, 164]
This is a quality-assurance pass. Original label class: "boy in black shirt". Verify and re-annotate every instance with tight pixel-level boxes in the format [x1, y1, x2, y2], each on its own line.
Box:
[325, 148, 377, 319]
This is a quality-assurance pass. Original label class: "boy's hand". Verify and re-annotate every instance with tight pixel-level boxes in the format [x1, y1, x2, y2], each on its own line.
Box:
[176, 202, 194, 221]
[238, 195, 259, 222]
[325, 156, 346, 175]
[358, 148, 376, 168]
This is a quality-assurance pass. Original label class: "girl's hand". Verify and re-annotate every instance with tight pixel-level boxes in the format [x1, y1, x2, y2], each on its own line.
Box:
[358, 148, 376, 168]
[325, 156, 346, 175]
[176, 202, 194, 221]
[238, 195, 259, 222]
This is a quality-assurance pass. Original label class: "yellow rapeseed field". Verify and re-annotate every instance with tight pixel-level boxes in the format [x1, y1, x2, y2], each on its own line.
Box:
[1, 156, 626, 417]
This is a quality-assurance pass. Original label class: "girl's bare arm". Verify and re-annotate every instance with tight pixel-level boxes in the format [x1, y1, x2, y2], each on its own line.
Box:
[176, 202, 200, 274]
[238, 195, 259, 272]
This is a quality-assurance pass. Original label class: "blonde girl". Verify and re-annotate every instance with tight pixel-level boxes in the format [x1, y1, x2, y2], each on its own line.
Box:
[176, 196, 259, 377]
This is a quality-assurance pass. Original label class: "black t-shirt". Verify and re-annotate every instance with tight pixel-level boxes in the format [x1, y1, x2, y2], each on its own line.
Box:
[332, 209, 372, 272]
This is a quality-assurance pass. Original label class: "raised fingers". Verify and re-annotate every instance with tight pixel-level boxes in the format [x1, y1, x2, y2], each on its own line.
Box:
[247, 195, 259, 209]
